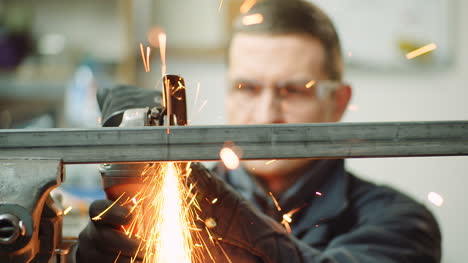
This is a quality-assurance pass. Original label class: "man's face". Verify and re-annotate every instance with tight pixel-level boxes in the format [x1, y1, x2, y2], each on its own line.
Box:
[227, 33, 344, 178]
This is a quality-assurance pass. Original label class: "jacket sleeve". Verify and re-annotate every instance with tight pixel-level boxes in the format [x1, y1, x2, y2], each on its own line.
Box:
[319, 187, 441, 263]
[190, 163, 441, 263]
[299, 185, 442, 263]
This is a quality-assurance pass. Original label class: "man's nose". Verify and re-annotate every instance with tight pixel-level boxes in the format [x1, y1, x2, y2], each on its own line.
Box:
[252, 88, 283, 124]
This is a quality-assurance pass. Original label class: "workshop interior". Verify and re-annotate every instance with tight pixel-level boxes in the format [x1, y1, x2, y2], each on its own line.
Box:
[0, 0, 467, 262]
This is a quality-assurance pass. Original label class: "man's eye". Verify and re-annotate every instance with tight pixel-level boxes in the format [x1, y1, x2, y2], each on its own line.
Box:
[235, 82, 261, 94]
[282, 85, 305, 95]
[280, 84, 316, 98]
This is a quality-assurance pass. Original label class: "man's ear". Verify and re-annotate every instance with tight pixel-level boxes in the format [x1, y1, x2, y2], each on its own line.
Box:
[332, 84, 352, 122]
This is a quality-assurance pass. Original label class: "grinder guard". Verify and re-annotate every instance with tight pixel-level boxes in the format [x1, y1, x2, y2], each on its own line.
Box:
[100, 75, 188, 200]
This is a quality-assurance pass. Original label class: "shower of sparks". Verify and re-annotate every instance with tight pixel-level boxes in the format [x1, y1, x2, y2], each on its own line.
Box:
[92, 192, 126, 221]
[240, 0, 257, 14]
[242, 13, 264, 26]
[265, 159, 276, 165]
[63, 206, 72, 215]
[406, 43, 437, 59]
[220, 147, 240, 170]
[428, 192, 444, 207]
[125, 162, 202, 263]
[268, 192, 282, 212]
[305, 80, 316, 89]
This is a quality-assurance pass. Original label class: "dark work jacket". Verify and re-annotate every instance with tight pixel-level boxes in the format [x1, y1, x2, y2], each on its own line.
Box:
[213, 159, 442, 263]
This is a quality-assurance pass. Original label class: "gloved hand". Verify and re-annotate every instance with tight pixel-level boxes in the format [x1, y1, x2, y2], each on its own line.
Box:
[189, 163, 304, 263]
[96, 85, 162, 127]
[74, 200, 143, 263]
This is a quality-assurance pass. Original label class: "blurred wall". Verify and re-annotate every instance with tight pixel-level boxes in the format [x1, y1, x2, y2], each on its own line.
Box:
[32, 0, 125, 61]
[343, 1, 468, 262]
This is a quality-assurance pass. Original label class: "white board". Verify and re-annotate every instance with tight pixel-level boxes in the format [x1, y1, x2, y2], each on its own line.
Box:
[312, 0, 453, 69]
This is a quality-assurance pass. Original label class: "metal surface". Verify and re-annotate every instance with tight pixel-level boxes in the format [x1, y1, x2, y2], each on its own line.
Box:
[0, 159, 63, 262]
[0, 214, 24, 245]
[0, 121, 467, 163]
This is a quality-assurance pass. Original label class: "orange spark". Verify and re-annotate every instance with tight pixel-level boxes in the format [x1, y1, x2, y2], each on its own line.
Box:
[63, 206, 72, 215]
[211, 198, 218, 204]
[242, 13, 263, 26]
[268, 192, 282, 211]
[140, 43, 149, 72]
[282, 214, 292, 223]
[240, 0, 257, 14]
[146, 46, 151, 72]
[218, 0, 224, 12]
[315, 191, 322, 196]
[190, 82, 201, 119]
[406, 43, 437, 59]
[92, 192, 126, 221]
[114, 251, 122, 263]
[220, 147, 240, 170]
[194, 82, 201, 108]
[281, 207, 303, 233]
[428, 192, 444, 207]
[305, 80, 316, 89]
[158, 32, 169, 134]
[164, 76, 172, 134]
[265, 159, 276, 165]
[217, 243, 233, 263]
[198, 100, 208, 113]
[159, 32, 167, 76]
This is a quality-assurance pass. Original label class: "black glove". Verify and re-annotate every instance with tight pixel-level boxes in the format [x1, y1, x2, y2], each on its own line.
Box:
[97, 85, 162, 127]
[189, 163, 304, 263]
[75, 200, 143, 263]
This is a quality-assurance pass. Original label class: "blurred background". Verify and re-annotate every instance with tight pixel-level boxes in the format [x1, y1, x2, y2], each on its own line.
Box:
[0, 0, 466, 261]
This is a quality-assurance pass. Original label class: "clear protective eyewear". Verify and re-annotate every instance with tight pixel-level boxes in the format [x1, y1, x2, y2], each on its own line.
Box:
[230, 79, 344, 102]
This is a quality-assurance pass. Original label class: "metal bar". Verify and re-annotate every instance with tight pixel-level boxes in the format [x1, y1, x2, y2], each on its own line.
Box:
[0, 121, 467, 164]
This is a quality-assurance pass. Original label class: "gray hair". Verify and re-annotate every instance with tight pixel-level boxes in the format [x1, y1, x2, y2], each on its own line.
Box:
[232, 0, 343, 81]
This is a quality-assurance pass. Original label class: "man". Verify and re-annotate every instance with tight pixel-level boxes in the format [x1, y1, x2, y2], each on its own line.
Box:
[74, 0, 441, 262]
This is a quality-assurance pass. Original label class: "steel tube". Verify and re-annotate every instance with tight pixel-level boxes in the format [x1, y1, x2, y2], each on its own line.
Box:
[0, 121, 467, 164]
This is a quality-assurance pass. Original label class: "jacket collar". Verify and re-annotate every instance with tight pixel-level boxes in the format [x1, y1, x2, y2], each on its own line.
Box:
[215, 159, 349, 226]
